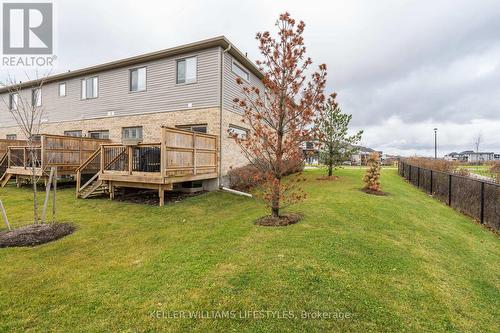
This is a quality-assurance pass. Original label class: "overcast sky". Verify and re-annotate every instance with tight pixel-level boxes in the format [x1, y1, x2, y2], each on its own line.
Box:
[2, 0, 500, 156]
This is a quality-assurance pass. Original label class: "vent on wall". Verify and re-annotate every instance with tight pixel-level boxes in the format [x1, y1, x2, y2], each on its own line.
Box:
[187, 103, 193, 108]
[107, 111, 115, 116]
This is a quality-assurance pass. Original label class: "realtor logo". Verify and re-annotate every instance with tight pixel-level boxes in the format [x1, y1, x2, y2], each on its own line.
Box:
[2, 2, 53, 54]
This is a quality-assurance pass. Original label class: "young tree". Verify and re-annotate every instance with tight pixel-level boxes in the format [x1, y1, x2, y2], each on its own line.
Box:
[233, 13, 327, 218]
[363, 152, 382, 192]
[473, 133, 482, 153]
[0, 73, 49, 224]
[316, 95, 363, 177]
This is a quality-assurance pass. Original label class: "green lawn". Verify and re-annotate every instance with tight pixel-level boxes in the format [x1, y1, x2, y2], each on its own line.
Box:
[0, 169, 498, 332]
[461, 165, 495, 178]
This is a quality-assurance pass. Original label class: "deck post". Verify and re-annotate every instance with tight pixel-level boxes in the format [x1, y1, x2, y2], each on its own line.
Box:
[128, 146, 133, 175]
[193, 131, 197, 175]
[160, 127, 166, 178]
[76, 170, 81, 198]
[100, 146, 104, 174]
[158, 185, 164, 207]
[23, 147, 26, 169]
[109, 181, 115, 200]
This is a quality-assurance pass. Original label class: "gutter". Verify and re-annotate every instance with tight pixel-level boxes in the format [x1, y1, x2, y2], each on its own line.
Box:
[219, 43, 232, 187]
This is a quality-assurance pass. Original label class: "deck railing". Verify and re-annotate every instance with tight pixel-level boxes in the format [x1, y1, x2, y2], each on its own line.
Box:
[94, 127, 218, 178]
[5, 134, 110, 174]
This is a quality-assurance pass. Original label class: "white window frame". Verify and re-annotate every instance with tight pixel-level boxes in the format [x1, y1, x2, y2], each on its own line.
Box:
[129, 67, 147, 92]
[176, 124, 207, 133]
[81, 76, 99, 100]
[176, 56, 198, 84]
[32, 88, 42, 107]
[228, 124, 248, 140]
[122, 126, 143, 140]
[64, 130, 83, 137]
[9, 93, 18, 111]
[232, 61, 250, 82]
[88, 130, 110, 139]
[59, 82, 67, 97]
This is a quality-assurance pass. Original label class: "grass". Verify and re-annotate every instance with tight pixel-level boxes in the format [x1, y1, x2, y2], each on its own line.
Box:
[0, 169, 498, 332]
[461, 165, 495, 178]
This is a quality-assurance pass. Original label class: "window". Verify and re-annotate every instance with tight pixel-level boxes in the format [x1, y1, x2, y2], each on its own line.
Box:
[122, 126, 143, 140]
[64, 130, 82, 137]
[130, 67, 146, 92]
[81, 76, 98, 99]
[232, 61, 249, 81]
[9, 93, 18, 111]
[228, 125, 248, 139]
[176, 124, 207, 133]
[31, 135, 41, 142]
[6, 134, 17, 140]
[32, 88, 42, 107]
[59, 83, 66, 97]
[176, 57, 197, 84]
[88, 130, 109, 139]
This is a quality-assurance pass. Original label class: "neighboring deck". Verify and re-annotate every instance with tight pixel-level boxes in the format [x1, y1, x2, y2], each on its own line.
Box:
[76, 127, 218, 206]
[0, 134, 110, 186]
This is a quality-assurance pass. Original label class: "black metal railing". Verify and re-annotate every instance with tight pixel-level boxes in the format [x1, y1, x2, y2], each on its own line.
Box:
[398, 160, 499, 231]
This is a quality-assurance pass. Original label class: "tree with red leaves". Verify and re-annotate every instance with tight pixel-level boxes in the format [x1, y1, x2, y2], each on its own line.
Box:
[233, 13, 327, 219]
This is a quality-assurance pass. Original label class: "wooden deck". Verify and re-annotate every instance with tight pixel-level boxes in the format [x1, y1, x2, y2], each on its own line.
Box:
[76, 127, 219, 206]
[0, 134, 110, 187]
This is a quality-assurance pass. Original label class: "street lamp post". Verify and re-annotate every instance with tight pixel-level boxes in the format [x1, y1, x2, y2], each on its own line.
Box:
[434, 128, 438, 159]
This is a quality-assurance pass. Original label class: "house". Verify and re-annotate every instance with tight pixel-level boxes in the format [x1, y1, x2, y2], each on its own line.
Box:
[302, 141, 319, 164]
[350, 146, 382, 165]
[444, 151, 497, 163]
[444, 152, 460, 161]
[0, 36, 264, 189]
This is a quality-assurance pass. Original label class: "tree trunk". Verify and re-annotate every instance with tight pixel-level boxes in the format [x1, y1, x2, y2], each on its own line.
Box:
[328, 163, 333, 177]
[271, 178, 280, 217]
[30, 148, 38, 224]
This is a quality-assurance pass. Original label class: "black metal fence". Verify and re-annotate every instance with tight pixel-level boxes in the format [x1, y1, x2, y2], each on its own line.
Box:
[398, 160, 499, 231]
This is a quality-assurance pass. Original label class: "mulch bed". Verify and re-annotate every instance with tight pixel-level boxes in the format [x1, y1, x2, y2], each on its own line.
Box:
[317, 175, 340, 181]
[0, 223, 75, 248]
[114, 189, 208, 206]
[255, 213, 302, 227]
[361, 188, 388, 196]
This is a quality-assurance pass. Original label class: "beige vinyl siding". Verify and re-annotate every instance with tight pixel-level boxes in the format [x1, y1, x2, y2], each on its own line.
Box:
[0, 47, 221, 127]
[222, 52, 265, 114]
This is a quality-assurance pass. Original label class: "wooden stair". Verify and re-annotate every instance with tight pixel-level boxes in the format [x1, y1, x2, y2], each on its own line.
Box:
[78, 179, 108, 198]
[0, 153, 10, 187]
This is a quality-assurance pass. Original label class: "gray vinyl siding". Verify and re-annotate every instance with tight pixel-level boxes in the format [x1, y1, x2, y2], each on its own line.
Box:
[222, 52, 265, 114]
[0, 47, 221, 127]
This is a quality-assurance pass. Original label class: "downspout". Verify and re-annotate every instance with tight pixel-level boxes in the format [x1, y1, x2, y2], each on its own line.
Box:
[219, 43, 231, 186]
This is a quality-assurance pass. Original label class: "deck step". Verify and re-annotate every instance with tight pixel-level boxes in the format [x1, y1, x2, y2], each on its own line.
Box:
[79, 180, 108, 198]
[0, 173, 12, 187]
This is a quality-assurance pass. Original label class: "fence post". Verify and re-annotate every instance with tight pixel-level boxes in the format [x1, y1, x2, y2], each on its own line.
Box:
[417, 167, 420, 187]
[430, 170, 433, 194]
[448, 174, 452, 206]
[409, 165, 411, 182]
[480, 182, 485, 224]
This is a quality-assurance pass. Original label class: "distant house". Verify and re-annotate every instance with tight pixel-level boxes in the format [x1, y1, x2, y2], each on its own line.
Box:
[302, 141, 319, 164]
[351, 146, 382, 165]
[445, 151, 497, 163]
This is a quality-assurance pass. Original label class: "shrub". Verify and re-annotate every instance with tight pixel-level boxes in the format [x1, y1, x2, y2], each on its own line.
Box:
[228, 159, 304, 192]
[228, 165, 264, 192]
[406, 157, 455, 172]
[454, 167, 470, 177]
[490, 162, 500, 183]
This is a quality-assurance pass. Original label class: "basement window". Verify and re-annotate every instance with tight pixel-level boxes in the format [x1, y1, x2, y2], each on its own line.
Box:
[122, 126, 143, 140]
[89, 130, 110, 139]
[64, 130, 82, 137]
[6, 134, 17, 140]
[176, 124, 207, 133]
[228, 125, 248, 139]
